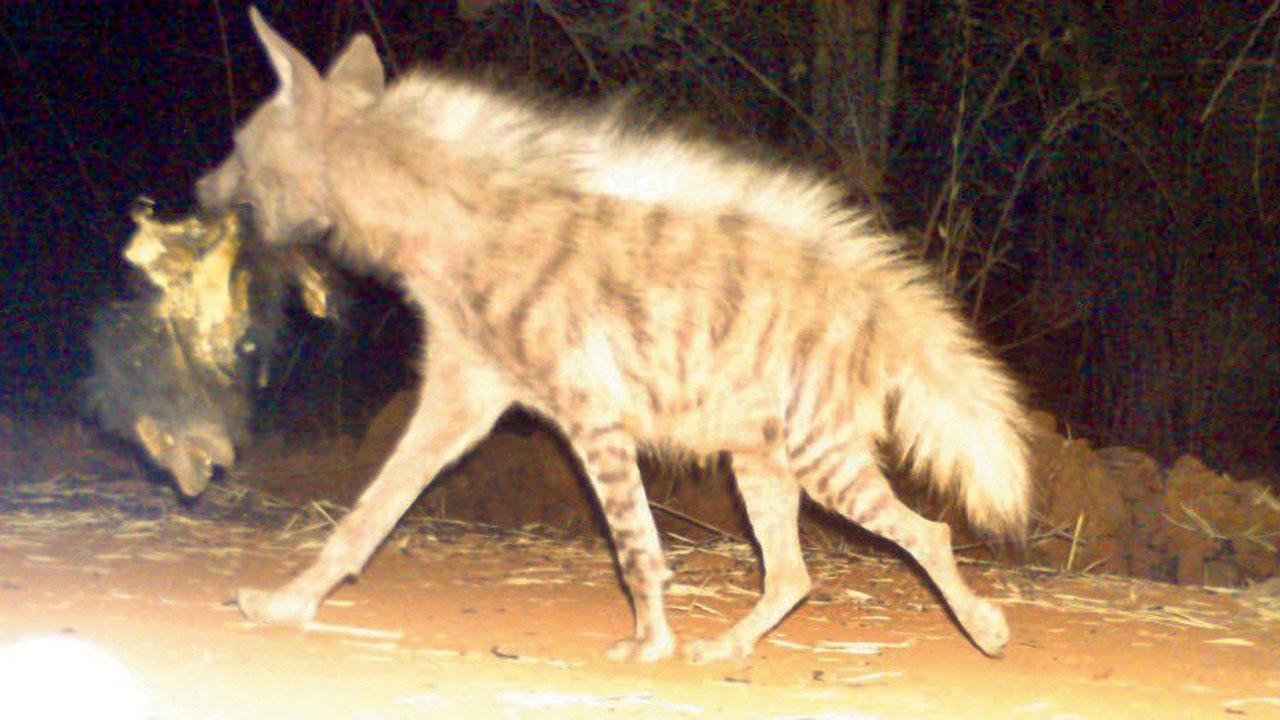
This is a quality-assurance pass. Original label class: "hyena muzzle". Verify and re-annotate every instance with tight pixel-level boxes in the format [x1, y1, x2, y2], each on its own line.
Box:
[195, 8, 1031, 663]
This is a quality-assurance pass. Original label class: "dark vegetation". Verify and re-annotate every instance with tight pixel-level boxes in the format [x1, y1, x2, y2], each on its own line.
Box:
[1, 1, 1277, 478]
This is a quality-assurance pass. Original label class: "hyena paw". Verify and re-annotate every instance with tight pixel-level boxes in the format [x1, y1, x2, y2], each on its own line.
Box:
[605, 633, 677, 663]
[681, 634, 752, 664]
[961, 598, 1010, 658]
[236, 587, 319, 625]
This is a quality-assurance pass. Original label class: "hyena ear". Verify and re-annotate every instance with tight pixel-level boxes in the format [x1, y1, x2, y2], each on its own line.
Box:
[248, 7, 324, 110]
[326, 34, 384, 103]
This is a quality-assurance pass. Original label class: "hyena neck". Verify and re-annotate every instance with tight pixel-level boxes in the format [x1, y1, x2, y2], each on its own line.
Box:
[319, 149, 471, 286]
[317, 103, 530, 294]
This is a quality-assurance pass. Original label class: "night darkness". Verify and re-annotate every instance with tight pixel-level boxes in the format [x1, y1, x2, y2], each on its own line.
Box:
[2, 1, 1278, 474]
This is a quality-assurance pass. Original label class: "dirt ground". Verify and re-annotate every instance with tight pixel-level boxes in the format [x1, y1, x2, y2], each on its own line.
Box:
[3, 426, 1280, 720]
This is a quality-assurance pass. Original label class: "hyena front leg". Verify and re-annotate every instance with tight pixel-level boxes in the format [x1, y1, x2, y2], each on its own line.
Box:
[566, 419, 676, 662]
[801, 454, 1009, 657]
[237, 355, 512, 625]
[684, 449, 811, 663]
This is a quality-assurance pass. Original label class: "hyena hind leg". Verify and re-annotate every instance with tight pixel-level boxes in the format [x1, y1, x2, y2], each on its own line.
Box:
[802, 457, 1010, 657]
[684, 449, 811, 663]
[566, 419, 677, 663]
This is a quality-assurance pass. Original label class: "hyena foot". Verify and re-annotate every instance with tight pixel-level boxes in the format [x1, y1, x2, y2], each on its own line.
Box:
[681, 633, 753, 664]
[957, 597, 1009, 657]
[236, 586, 319, 625]
[605, 630, 677, 663]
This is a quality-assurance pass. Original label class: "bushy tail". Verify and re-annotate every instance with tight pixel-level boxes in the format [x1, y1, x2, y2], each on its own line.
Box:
[884, 286, 1032, 538]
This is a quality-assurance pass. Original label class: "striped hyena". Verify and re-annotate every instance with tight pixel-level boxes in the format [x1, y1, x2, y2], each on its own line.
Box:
[196, 9, 1031, 663]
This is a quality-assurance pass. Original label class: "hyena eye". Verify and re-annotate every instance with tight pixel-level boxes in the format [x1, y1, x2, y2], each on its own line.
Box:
[227, 199, 255, 219]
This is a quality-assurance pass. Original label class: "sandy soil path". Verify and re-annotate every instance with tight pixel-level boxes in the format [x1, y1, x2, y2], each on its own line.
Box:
[2, 474, 1278, 720]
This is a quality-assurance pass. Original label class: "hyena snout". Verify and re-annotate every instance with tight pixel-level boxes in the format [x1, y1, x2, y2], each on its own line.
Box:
[195, 168, 333, 247]
[194, 162, 239, 215]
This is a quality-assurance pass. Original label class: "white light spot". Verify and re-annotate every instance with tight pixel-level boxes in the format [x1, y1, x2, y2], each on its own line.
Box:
[0, 635, 150, 720]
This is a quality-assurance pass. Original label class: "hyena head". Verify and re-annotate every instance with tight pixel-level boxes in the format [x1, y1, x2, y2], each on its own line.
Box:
[196, 7, 385, 246]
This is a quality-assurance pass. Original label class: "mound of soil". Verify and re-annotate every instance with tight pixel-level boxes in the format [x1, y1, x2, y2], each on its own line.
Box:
[1029, 410, 1280, 585]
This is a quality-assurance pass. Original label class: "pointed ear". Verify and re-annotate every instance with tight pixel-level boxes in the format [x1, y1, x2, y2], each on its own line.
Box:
[326, 34, 385, 102]
[249, 7, 324, 108]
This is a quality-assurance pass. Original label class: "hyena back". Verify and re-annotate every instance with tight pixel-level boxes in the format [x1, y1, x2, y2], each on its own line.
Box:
[197, 9, 1031, 663]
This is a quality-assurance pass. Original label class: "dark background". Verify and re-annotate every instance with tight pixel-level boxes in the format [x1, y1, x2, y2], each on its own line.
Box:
[1, 1, 1277, 477]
